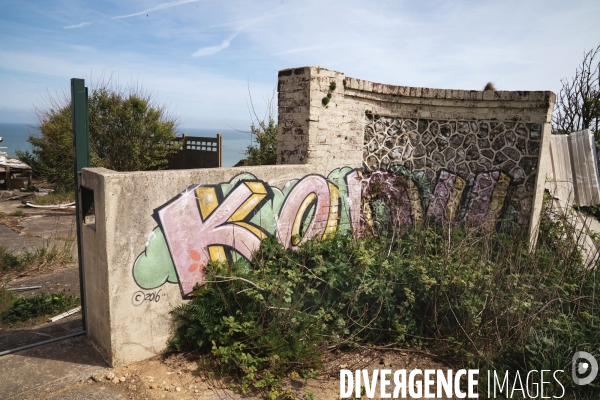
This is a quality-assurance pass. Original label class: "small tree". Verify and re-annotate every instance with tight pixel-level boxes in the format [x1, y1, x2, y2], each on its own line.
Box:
[244, 116, 277, 166]
[553, 45, 600, 138]
[18, 82, 179, 191]
[242, 88, 277, 166]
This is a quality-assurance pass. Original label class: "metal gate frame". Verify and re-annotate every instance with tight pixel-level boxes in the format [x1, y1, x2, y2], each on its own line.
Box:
[0, 78, 89, 357]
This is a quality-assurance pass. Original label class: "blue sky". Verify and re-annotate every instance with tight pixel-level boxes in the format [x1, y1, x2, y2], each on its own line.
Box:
[1, 0, 599, 130]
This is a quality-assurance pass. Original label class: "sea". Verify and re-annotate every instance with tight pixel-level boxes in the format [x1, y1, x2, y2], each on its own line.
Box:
[0, 122, 252, 167]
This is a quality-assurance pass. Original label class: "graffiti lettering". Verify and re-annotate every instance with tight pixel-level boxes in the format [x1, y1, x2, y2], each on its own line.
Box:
[276, 175, 339, 248]
[133, 168, 361, 296]
[361, 169, 512, 232]
[133, 167, 513, 298]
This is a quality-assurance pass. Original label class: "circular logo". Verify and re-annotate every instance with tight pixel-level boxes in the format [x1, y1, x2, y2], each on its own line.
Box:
[572, 351, 598, 385]
[132, 291, 145, 306]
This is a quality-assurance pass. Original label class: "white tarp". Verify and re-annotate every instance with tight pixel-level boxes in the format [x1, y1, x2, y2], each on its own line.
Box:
[547, 129, 600, 207]
[0, 150, 31, 170]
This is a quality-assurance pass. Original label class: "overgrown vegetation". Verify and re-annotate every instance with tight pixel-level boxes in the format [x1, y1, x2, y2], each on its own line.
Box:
[574, 203, 600, 222]
[0, 287, 16, 315]
[484, 81, 497, 91]
[243, 90, 278, 166]
[169, 199, 600, 398]
[17, 79, 180, 191]
[322, 80, 337, 106]
[29, 191, 75, 206]
[0, 210, 24, 219]
[0, 291, 79, 326]
[244, 116, 277, 166]
[0, 242, 74, 276]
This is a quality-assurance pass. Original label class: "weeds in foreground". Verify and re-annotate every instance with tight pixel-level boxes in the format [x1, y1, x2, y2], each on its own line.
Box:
[0, 292, 79, 327]
[0, 286, 16, 315]
[574, 203, 600, 222]
[29, 190, 75, 206]
[0, 210, 25, 219]
[0, 241, 74, 277]
[169, 200, 600, 399]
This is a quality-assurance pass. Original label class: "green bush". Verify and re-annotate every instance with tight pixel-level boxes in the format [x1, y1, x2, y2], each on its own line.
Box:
[0, 292, 79, 325]
[169, 200, 600, 398]
[17, 82, 180, 191]
[241, 90, 277, 167]
[0, 244, 21, 272]
[244, 115, 277, 166]
[29, 191, 75, 206]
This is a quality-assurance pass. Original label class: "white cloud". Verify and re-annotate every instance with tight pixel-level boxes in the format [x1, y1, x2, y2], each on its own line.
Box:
[63, 22, 91, 29]
[192, 35, 238, 57]
[0, 49, 273, 128]
[113, 0, 201, 19]
[4, 0, 600, 127]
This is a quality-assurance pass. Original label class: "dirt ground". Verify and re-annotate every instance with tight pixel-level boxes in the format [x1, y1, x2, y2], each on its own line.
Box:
[1, 195, 82, 353]
[3, 264, 80, 299]
[33, 349, 457, 400]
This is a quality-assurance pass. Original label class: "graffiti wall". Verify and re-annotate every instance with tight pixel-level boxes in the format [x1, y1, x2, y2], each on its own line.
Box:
[361, 169, 511, 234]
[276, 66, 554, 235]
[133, 168, 361, 297]
[133, 166, 516, 299]
[363, 117, 540, 228]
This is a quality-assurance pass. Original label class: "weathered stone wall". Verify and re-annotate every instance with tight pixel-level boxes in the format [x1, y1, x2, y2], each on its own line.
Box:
[277, 67, 555, 233]
[363, 117, 540, 228]
[277, 67, 363, 169]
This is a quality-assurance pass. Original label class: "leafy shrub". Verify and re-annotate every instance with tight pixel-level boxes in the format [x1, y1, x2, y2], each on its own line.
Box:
[244, 115, 277, 166]
[240, 89, 277, 167]
[17, 81, 180, 191]
[0, 292, 79, 325]
[169, 199, 600, 398]
[574, 203, 600, 221]
[0, 244, 21, 272]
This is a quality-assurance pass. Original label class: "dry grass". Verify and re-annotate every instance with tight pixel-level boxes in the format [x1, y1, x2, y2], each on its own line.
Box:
[29, 191, 75, 206]
[0, 241, 75, 279]
[54, 235, 76, 242]
[0, 286, 15, 315]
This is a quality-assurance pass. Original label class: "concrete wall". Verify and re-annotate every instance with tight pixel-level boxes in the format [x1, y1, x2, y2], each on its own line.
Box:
[81, 66, 556, 367]
[80, 164, 360, 366]
[277, 66, 555, 234]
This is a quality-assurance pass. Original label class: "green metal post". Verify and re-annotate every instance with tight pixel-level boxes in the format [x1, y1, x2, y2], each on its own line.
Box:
[71, 79, 89, 332]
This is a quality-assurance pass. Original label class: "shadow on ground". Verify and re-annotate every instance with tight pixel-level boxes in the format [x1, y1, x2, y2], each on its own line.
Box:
[1, 335, 108, 399]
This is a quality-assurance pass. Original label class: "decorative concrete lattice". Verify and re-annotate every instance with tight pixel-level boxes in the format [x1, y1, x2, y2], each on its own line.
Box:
[363, 116, 542, 228]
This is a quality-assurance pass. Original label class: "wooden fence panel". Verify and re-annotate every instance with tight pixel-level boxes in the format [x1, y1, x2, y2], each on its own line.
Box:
[168, 134, 222, 169]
